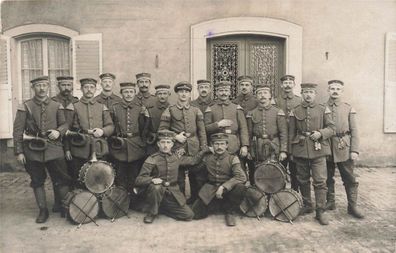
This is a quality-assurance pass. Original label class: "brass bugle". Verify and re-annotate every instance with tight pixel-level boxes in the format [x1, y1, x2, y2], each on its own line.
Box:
[23, 132, 48, 151]
[66, 130, 88, 147]
[109, 136, 126, 150]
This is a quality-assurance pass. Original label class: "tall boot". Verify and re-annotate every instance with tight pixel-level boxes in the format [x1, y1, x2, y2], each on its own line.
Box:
[345, 185, 364, 219]
[33, 187, 49, 223]
[57, 185, 70, 218]
[299, 184, 314, 214]
[325, 183, 336, 210]
[315, 189, 329, 225]
[52, 184, 61, 213]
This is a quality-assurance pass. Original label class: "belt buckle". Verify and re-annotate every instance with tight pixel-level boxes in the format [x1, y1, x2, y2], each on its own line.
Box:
[225, 129, 232, 134]
[164, 182, 170, 187]
[262, 134, 268, 139]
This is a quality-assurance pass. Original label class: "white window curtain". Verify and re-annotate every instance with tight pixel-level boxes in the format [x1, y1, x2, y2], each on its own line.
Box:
[48, 38, 70, 97]
[21, 39, 43, 100]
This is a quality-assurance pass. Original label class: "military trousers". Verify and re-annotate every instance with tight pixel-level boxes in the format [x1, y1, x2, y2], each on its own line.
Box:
[281, 158, 299, 192]
[114, 159, 145, 192]
[326, 159, 358, 188]
[145, 184, 194, 221]
[25, 158, 71, 189]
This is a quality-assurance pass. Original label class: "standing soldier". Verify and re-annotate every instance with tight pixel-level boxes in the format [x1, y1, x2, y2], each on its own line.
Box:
[275, 75, 301, 192]
[289, 83, 335, 225]
[159, 81, 207, 200]
[325, 80, 364, 218]
[135, 130, 209, 224]
[51, 75, 78, 211]
[69, 78, 114, 185]
[94, 73, 122, 109]
[246, 84, 288, 184]
[232, 75, 259, 114]
[13, 76, 70, 223]
[204, 81, 249, 159]
[109, 82, 149, 192]
[192, 133, 247, 226]
[191, 79, 215, 114]
[135, 72, 157, 107]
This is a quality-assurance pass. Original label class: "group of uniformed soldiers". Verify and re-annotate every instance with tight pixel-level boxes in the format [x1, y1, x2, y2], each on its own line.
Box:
[13, 72, 364, 226]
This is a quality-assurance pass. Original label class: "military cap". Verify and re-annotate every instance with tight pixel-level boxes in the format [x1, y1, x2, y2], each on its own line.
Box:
[255, 84, 271, 92]
[157, 129, 176, 140]
[155, 84, 171, 92]
[197, 79, 211, 85]
[237, 75, 254, 84]
[300, 83, 318, 90]
[280, 75, 295, 82]
[120, 82, 136, 91]
[136, 72, 151, 80]
[99, 73, 116, 80]
[30, 76, 49, 85]
[214, 81, 232, 89]
[174, 81, 192, 92]
[80, 78, 97, 87]
[328, 80, 344, 86]
[56, 76, 74, 82]
[210, 133, 229, 142]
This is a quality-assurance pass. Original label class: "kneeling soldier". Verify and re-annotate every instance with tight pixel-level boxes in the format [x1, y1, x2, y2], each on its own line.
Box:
[325, 80, 364, 218]
[135, 130, 208, 224]
[192, 133, 247, 226]
[13, 76, 70, 223]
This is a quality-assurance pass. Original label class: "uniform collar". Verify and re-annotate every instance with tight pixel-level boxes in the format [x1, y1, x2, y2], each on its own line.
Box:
[80, 96, 96, 105]
[33, 96, 50, 105]
[176, 101, 190, 109]
[328, 98, 341, 106]
[137, 92, 152, 99]
[56, 93, 74, 103]
[121, 98, 140, 108]
[197, 96, 212, 105]
[237, 93, 254, 101]
[214, 152, 227, 159]
[302, 101, 316, 108]
[159, 151, 173, 157]
[156, 100, 169, 109]
[216, 100, 231, 105]
[100, 92, 117, 100]
[258, 103, 272, 110]
[281, 90, 295, 99]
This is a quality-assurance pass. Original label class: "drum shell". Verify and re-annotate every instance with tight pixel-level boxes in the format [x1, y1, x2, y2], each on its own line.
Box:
[254, 161, 286, 194]
[63, 189, 99, 224]
[101, 186, 130, 219]
[78, 160, 115, 194]
[268, 189, 303, 222]
[240, 186, 268, 218]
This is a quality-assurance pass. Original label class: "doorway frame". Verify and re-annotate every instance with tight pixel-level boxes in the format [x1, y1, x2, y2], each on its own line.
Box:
[190, 17, 302, 98]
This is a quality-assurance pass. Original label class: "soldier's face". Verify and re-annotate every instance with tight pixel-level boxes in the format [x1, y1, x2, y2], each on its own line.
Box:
[121, 88, 136, 102]
[281, 80, 295, 92]
[82, 84, 97, 99]
[58, 81, 73, 96]
[137, 78, 151, 93]
[33, 81, 49, 98]
[301, 89, 316, 103]
[177, 90, 191, 102]
[157, 139, 174, 154]
[156, 90, 170, 103]
[101, 78, 114, 92]
[257, 89, 272, 106]
[212, 140, 228, 155]
[216, 87, 231, 101]
[198, 83, 211, 98]
[238, 81, 253, 95]
[328, 83, 344, 99]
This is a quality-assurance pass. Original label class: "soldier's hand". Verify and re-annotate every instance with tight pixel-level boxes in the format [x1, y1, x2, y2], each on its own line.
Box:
[350, 152, 359, 161]
[279, 152, 287, 161]
[16, 153, 26, 165]
[310, 131, 322, 141]
[216, 186, 225, 199]
[65, 151, 73, 161]
[175, 132, 187, 143]
[152, 178, 163, 185]
[217, 119, 233, 128]
[47, 130, 60, 140]
[92, 128, 104, 138]
[239, 146, 248, 157]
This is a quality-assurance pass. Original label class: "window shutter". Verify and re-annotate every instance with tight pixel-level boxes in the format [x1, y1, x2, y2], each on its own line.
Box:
[72, 33, 102, 98]
[384, 32, 396, 133]
[0, 35, 13, 139]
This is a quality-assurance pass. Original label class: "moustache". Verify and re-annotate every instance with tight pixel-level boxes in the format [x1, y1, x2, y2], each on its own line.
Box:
[332, 92, 338, 95]
[215, 148, 224, 152]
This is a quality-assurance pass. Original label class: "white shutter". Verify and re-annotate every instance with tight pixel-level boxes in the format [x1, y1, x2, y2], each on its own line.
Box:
[0, 35, 13, 139]
[384, 32, 396, 133]
[72, 33, 102, 98]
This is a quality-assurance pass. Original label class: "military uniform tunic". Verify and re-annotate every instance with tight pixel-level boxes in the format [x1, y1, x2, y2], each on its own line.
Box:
[94, 92, 122, 109]
[274, 91, 301, 122]
[136, 92, 157, 107]
[191, 96, 215, 114]
[146, 101, 170, 154]
[232, 93, 259, 115]
[51, 94, 79, 128]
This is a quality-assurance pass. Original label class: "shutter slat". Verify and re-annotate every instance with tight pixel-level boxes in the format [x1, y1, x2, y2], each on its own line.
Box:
[0, 35, 13, 138]
[384, 32, 396, 133]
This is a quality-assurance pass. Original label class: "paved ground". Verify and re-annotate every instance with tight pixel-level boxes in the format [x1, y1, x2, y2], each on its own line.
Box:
[0, 167, 395, 253]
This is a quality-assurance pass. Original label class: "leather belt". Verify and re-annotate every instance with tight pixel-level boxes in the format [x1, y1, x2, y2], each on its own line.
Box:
[254, 134, 278, 140]
[162, 181, 178, 187]
[336, 131, 350, 137]
[119, 132, 140, 138]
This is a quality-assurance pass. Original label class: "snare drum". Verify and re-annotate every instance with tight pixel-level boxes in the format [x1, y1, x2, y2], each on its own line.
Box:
[63, 189, 99, 224]
[254, 161, 286, 194]
[79, 160, 115, 194]
[240, 186, 268, 218]
[268, 189, 303, 222]
[101, 186, 130, 220]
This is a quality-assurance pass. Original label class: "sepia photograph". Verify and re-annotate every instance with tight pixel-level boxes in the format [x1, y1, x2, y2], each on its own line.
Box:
[0, 0, 395, 252]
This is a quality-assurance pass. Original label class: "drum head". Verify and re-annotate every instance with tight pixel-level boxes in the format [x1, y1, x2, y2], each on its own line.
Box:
[268, 189, 303, 222]
[68, 191, 99, 224]
[102, 187, 130, 219]
[254, 162, 286, 194]
[82, 161, 115, 194]
[240, 187, 267, 218]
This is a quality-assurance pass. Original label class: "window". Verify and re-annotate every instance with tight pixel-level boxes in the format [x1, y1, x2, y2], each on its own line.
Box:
[19, 36, 71, 101]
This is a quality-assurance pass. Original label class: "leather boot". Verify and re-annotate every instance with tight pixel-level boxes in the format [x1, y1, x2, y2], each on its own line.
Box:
[315, 188, 329, 225]
[345, 185, 364, 219]
[315, 209, 329, 225]
[299, 184, 314, 215]
[225, 213, 236, 226]
[33, 187, 49, 223]
[325, 183, 336, 210]
[144, 214, 156, 224]
[57, 185, 70, 218]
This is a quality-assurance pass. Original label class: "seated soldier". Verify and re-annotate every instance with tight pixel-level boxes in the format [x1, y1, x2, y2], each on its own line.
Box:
[135, 130, 209, 224]
[192, 133, 247, 226]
